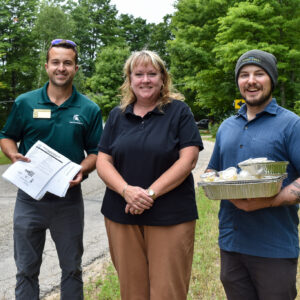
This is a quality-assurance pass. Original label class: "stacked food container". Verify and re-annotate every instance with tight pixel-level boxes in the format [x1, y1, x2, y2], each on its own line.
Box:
[198, 158, 288, 200]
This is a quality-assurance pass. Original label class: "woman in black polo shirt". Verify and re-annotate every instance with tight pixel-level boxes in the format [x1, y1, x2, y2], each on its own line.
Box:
[97, 50, 203, 300]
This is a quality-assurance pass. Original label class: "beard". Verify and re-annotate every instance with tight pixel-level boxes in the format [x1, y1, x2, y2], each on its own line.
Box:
[241, 84, 273, 107]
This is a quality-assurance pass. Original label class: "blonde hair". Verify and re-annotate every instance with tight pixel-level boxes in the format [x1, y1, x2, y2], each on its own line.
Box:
[119, 50, 184, 111]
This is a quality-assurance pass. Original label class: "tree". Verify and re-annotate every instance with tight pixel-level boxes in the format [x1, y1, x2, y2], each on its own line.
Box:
[70, 0, 120, 77]
[117, 13, 174, 66]
[215, 0, 300, 110]
[86, 45, 130, 118]
[32, 2, 76, 88]
[147, 15, 173, 68]
[0, 0, 39, 102]
[168, 0, 235, 120]
[117, 14, 152, 51]
[169, 0, 300, 120]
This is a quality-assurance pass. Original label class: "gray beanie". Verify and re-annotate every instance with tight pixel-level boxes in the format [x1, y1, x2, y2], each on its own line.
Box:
[235, 49, 278, 90]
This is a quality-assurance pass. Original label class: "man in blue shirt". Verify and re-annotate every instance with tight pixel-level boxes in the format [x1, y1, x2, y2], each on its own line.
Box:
[207, 50, 300, 300]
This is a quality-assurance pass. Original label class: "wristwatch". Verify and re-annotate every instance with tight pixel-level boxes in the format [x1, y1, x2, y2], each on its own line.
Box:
[148, 188, 156, 200]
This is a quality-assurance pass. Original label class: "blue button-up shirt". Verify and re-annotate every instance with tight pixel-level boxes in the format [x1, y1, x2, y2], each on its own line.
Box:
[208, 99, 300, 258]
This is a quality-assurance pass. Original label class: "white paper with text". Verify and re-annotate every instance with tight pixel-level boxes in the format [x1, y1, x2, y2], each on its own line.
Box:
[2, 140, 81, 200]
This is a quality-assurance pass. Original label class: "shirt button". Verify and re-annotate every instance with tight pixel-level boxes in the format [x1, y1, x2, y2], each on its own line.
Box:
[240, 144, 243, 148]
[245, 126, 248, 130]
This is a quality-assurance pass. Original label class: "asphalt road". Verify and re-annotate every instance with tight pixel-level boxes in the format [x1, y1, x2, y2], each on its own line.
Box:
[0, 140, 214, 300]
[0, 167, 109, 300]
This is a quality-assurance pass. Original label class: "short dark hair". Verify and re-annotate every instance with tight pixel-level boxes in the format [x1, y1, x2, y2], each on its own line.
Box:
[46, 40, 78, 65]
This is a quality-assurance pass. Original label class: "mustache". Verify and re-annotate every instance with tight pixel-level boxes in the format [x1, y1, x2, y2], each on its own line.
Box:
[245, 83, 261, 89]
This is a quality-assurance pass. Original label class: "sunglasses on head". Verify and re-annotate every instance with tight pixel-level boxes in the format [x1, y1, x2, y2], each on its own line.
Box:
[51, 39, 77, 47]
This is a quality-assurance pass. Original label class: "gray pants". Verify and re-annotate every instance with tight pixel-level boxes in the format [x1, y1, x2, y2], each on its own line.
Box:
[14, 186, 84, 300]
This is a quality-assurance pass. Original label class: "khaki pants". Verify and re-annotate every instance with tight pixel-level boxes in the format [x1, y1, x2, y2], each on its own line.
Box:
[105, 218, 196, 300]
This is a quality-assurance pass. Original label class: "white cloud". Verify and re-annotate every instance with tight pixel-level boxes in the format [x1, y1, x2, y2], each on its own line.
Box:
[110, 0, 176, 24]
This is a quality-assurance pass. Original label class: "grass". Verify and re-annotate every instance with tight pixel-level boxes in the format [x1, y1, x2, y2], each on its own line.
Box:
[187, 189, 225, 299]
[202, 136, 215, 142]
[0, 150, 11, 165]
[199, 130, 215, 143]
[84, 264, 121, 300]
[199, 129, 211, 136]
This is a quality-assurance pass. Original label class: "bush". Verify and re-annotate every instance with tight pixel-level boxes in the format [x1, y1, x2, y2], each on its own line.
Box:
[209, 122, 221, 138]
[294, 101, 300, 116]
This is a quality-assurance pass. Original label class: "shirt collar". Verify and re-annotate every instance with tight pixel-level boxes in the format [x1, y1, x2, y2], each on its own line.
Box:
[124, 102, 165, 117]
[236, 98, 278, 119]
[38, 82, 81, 107]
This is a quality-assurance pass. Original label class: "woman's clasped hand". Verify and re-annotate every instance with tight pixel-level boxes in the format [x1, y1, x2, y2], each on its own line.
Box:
[123, 185, 154, 214]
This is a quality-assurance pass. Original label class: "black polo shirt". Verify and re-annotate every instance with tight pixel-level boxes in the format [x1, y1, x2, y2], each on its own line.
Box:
[98, 99, 203, 226]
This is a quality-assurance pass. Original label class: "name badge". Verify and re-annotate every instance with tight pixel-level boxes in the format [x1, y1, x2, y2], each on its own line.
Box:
[33, 109, 51, 119]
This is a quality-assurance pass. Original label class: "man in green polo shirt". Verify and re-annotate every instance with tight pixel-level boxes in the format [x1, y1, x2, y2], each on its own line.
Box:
[0, 39, 103, 300]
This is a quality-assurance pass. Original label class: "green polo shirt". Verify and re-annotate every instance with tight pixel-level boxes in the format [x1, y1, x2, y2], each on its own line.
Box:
[0, 82, 103, 164]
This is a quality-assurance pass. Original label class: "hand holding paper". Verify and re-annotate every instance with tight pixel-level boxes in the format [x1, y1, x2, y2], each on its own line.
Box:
[2, 140, 82, 200]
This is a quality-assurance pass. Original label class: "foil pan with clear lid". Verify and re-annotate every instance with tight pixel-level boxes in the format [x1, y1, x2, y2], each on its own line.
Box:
[238, 158, 288, 176]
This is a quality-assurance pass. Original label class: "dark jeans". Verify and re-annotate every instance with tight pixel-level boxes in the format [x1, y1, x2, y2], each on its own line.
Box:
[14, 187, 84, 300]
[220, 249, 298, 300]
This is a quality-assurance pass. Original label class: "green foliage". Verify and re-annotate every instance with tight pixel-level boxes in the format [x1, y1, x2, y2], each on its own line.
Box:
[84, 264, 120, 300]
[73, 68, 88, 93]
[209, 122, 221, 138]
[116, 14, 173, 66]
[147, 15, 174, 68]
[294, 101, 300, 116]
[1, 0, 299, 124]
[70, 0, 120, 77]
[188, 189, 225, 299]
[169, 0, 300, 120]
[215, 0, 300, 110]
[0, 0, 174, 122]
[0, 101, 13, 129]
[96, 264, 120, 299]
[168, 0, 236, 121]
[117, 14, 152, 51]
[32, 2, 76, 88]
[0, 0, 39, 101]
[86, 46, 130, 118]
[0, 150, 11, 165]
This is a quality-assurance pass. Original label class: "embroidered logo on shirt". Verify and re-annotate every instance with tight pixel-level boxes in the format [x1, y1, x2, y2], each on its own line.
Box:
[69, 114, 83, 125]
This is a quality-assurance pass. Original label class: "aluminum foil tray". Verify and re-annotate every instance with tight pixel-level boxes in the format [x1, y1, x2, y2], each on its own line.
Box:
[198, 174, 287, 200]
[238, 161, 288, 176]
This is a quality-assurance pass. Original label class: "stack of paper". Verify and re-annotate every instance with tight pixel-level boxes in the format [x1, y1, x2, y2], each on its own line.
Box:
[2, 140, 82, 200]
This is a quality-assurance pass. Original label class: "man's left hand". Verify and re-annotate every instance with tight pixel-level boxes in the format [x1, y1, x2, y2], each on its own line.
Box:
[69, 170, 83, 188]
[229, 196, 275, 212]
